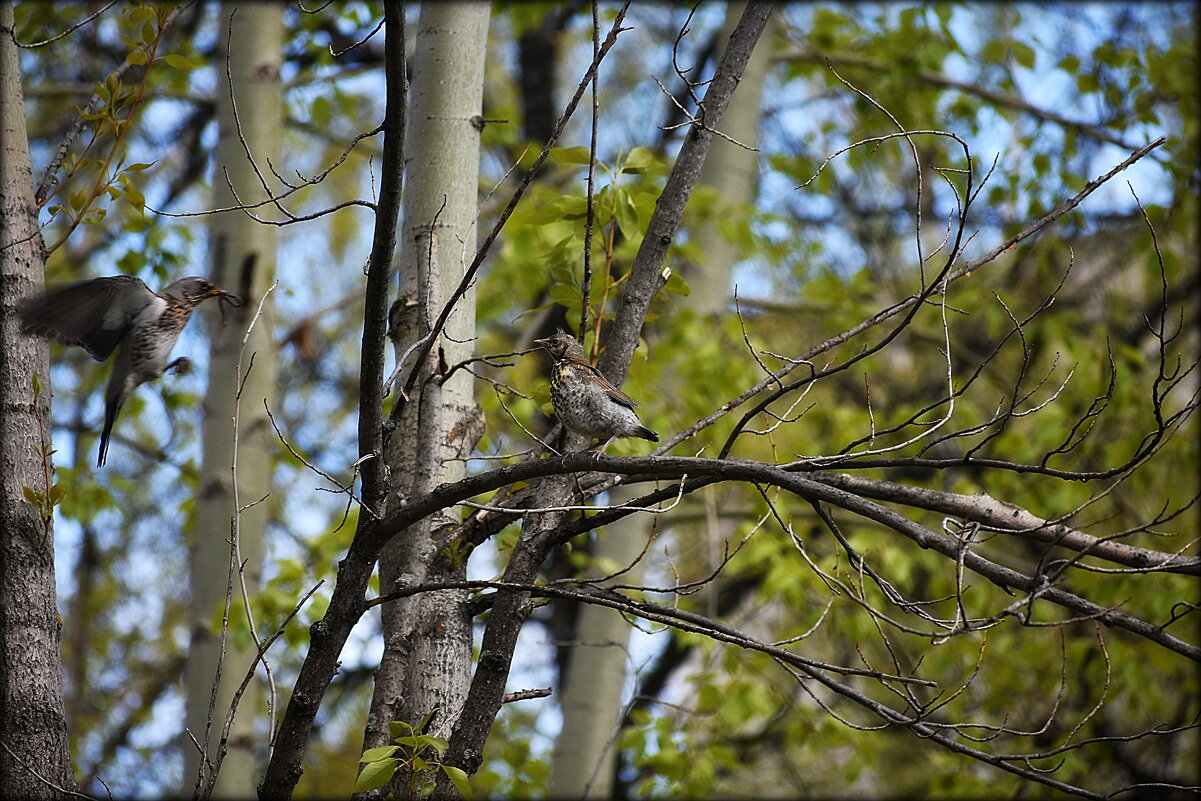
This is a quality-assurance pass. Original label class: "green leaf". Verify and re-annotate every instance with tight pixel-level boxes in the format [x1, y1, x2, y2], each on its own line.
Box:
[161, 53, 195, 70]
[614, 189, 641, 238]
[124, 187, 145, 214]
[311, 94, 331, 127]
[1012, 42, 1036, 70]
[22, 486, 41, 506]
[127, 50, 148, 66]
[360, 745, 400, 762]
[126, 5, 156, 26]
[980, 38, 1006, 65]
[442, 765, 473, 799]
[550, 146, 593, 165]
[519, 194, 587, 225]
[124, 161, 155, 171]
[662, 269, 691, 296]
[116, 249, 147, 273]
[353, 757, 400, 793]
[419, 735, 449, 755]
[621, 145, 659, 174]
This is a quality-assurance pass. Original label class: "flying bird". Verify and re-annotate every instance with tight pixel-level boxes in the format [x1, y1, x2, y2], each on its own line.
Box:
[19, 275, 242, 466]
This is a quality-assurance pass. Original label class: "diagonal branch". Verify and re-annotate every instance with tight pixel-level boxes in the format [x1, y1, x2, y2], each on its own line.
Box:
[258, 6, 403, 797]
[808, 472, 1201, 576]
[598, 2, 777, 385]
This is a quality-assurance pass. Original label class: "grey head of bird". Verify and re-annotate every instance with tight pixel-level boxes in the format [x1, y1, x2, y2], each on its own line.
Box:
[162, 276, 243, 308]
[533, 329, 587, 362]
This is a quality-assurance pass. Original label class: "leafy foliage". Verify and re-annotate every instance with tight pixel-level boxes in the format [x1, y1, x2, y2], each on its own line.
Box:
[9, 2, 1196, 798]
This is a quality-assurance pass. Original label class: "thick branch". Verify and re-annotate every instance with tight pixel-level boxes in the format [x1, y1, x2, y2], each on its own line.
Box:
[264, 440, 1198, 798]
[808, 472, 1201, 576]
[441, 6, 778, 787]
[376, 455, 1198, 660]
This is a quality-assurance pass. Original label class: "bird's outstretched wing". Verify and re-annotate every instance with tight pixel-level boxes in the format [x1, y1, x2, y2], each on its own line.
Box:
[19, 275, 165, 361]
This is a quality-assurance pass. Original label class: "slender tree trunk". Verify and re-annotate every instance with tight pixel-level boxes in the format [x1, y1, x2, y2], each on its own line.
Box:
[548, 503, 650, 799]
[0, 1, 77, 796]
[360, 4, 490, 796]
[184, 2, 283, 796]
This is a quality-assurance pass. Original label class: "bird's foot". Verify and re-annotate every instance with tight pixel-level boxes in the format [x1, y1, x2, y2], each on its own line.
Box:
[592, 437, 616, 463]
[167, 356, 192, 376]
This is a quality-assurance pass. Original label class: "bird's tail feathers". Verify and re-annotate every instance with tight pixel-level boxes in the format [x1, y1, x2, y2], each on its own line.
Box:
[97, 398, 122, 467]
[637, 426, 659, 443]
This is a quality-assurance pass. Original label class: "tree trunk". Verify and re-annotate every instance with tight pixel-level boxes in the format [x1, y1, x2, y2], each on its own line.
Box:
[548, 498, 650, 799]
[184, 2, 283, 796]
[0, 1, 77, 796]
[360, 2, 489, 796]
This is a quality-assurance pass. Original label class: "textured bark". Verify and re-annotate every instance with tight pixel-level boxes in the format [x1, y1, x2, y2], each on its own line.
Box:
[360, 4, 489, 797]
[263, 7, 628, 797]
[185, 3, 283, 796]
[0, 1, 78, 796]
[258, 4, 405, 797]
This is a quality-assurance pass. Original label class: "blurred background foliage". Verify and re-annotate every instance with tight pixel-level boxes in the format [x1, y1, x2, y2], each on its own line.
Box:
[13, 1, 1196, 797]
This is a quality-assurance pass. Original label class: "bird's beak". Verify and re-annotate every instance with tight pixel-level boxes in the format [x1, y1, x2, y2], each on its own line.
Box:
[532, 337, 549, 349]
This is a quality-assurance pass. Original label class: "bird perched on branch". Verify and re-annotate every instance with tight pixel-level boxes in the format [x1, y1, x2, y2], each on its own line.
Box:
[533, 329, 658, 453]
[19, 274, 242, 467]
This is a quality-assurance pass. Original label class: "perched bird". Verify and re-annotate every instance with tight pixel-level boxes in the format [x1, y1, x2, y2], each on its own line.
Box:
[19, 275, 242, 467]
[533, 329, 658, 453]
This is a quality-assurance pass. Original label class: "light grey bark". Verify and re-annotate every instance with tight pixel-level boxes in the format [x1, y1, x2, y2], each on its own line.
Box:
[184, 2, 282, 796]
[548, 493, 650, 799]
[360, 2, 489, 796]
[0, 1, 78, 796]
